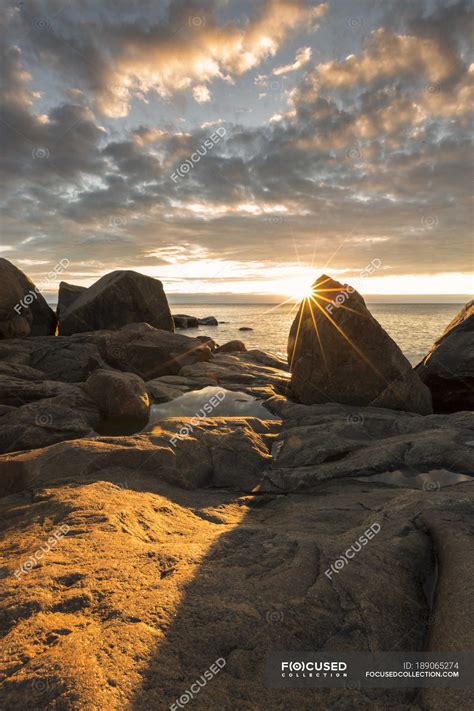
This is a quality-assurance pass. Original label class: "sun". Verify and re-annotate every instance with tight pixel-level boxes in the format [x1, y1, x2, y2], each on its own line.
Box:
[289, 281, 316, 301]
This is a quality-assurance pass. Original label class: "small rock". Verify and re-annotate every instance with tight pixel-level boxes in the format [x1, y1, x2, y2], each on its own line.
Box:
[217, 340, 247, 353]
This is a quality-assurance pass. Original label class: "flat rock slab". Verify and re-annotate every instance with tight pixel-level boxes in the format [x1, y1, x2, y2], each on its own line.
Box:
[0, 478, 472, 710]
[261, 396, 474, 492]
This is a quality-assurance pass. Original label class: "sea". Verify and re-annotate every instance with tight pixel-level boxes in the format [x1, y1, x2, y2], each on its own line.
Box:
[169, 303, 462, 365]
[47, 296, 463, 366]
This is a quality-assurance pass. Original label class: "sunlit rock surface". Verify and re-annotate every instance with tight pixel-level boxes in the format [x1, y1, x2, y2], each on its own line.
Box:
[288, 275, 432, 415]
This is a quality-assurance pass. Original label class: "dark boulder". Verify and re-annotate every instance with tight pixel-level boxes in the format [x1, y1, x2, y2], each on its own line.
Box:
[288, 274, 432, 415]
[58, 270, 174, 335]
[239, 327, 253, 331]
[198, 316, 218, 326]
[0, 259, 56, 337]
[57, 281, 86, 319]
[416, 300, 474, 412]
[173, 314, 199, 328]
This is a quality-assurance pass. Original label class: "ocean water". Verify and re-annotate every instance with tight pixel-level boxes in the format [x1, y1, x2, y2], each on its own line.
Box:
[170, 303, 462, 365]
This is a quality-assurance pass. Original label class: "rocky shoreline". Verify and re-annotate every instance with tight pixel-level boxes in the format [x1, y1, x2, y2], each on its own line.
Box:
[0, 260, 473, 710]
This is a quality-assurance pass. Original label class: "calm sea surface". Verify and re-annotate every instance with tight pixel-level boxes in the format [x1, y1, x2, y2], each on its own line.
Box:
[47, 297, 462, 366]
[169, 303, 462, 365]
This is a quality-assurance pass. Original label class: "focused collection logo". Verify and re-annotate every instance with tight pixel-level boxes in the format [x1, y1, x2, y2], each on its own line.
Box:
[281, 660, 348, 678]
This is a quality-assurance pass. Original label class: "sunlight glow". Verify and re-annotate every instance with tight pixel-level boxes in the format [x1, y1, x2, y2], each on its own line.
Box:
[289, 281, 316, 301]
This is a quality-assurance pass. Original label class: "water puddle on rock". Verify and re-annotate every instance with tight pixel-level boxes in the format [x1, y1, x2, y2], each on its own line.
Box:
[148, 386, 279, 424]
[356, 467, 472, 489]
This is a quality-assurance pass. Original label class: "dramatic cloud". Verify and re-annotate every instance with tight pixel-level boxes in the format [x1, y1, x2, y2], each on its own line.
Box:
[1, 0, 472, 296]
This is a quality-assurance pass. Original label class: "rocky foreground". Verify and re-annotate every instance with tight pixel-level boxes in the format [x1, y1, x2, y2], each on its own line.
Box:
[0, 263, 473, 710]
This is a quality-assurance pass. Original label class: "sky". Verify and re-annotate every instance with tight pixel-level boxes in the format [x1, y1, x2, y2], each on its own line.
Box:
[1, 0, 473, 302]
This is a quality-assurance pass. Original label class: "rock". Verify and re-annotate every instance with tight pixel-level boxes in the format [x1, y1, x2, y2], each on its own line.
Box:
[1, 324, 212, 383]
[28, 338, 108, 383]
[83, 369, 150, 433]
[239, 326, 253, 331]
[0, 373, 78, 407]
[57, 281, 86, 319]
[0, 361, 45, 381]
[245, 349, 289, 371]
[195, 335, 218, 352]
[179, 352, 291, 399]
[0, 389, 100, 454]
[0, 416, 279, 496]
[217, 340, 247, 353]
[58, 270, 174, 335]
[173, 314, 199, 328]
[261, 395, 474, 492]
[0, 259, 56, 338]
[198, 316, 218, 326]
[288, 274, 432, 415]
[0, 338, 35, 366]
[146, 380, 191, 403]
[100, 325, 212, 381]
[416, 300, 474, 412]
[0, 472, 472, 709]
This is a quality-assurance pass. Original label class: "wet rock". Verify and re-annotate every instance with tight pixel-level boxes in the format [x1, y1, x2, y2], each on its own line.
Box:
[0, 259, 56, 338]
[58, 270, 174, 335]
[288, 274, 432, 415]
[416, 300, 474, 413]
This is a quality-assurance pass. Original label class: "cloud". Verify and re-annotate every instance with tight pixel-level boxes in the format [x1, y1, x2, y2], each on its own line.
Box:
[13, 0, 327, 118]
[193, 85, 212, 103]
[1, 0, 472, 292]
[273, 46, 312, 75]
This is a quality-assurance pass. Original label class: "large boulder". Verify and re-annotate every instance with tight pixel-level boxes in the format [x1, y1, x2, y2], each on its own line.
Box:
[416, 300, 474, 412]
[0, 259, 56, 337]
[83, 369, 150, 433]
[58, 270, 174, 335]
[288, 274, 432, 414]
[56, 281, 86, 319]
